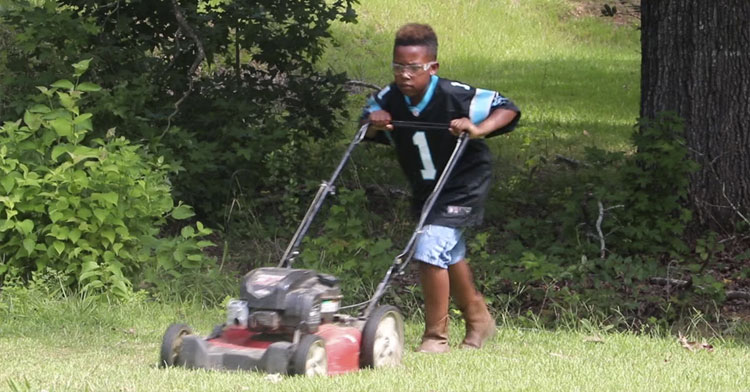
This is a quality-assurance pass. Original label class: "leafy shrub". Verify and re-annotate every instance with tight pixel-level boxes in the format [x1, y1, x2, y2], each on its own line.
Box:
[462, 112, 713, 324]
[0, 0, 357, 221]
[0, 61, 213, 298]
[297, 187, 395, 302]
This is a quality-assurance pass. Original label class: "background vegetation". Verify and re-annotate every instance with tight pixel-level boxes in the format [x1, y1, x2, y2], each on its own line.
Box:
[0, 0, 747, 357]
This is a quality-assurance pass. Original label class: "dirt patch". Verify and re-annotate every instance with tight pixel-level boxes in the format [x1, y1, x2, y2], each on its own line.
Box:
[567, 0, 640, 26]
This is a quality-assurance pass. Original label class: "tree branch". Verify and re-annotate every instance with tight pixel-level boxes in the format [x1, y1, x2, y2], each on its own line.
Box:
[344, 80, 382, 92]
[721, 183, 750, 226]
[554, 154, 588, 169]
[649, 277, 750, 301]
[161, 0, 207, 139]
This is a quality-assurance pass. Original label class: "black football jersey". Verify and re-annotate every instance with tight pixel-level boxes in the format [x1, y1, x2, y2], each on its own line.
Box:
[362, 76, 520, 227]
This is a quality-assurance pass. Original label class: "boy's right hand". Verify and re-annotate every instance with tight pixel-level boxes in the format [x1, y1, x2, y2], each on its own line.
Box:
[368, 110, 394, 131]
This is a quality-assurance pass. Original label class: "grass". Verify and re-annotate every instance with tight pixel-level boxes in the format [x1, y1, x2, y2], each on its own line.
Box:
[322, 0, 641, 160]
[1, 294, 748, 392]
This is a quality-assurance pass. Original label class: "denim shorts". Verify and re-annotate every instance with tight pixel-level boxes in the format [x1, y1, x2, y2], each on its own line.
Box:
[413, 225, 466, 269]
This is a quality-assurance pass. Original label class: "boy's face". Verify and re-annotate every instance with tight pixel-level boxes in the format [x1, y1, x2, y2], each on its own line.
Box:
[392, 45, 438, 100]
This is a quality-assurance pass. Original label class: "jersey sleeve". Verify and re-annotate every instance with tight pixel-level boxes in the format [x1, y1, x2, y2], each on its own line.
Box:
[469, 88, 521, 138]
[485, 91, 521, 138]
[359, 85, 394, 145]
[443, 79, 521, 138]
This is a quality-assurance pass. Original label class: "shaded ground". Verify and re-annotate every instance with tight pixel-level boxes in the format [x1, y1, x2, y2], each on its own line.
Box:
[567, 0, 641, 25]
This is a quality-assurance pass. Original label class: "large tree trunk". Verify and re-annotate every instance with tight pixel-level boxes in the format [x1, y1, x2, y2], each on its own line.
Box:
[640, 1, 750, 232]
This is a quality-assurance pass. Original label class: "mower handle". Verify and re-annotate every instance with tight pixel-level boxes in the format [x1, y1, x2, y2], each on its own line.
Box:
[390, 120, 454, 130]
[278, 123, 369, 268]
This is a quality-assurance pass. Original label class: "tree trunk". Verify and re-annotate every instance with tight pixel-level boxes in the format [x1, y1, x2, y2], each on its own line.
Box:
[640, 1, 750, 232]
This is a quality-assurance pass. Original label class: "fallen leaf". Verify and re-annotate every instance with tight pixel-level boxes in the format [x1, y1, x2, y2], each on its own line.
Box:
[583, 335, 605, 344]
[678, 333, 714, 352]
[549, 352, 574, 359]
[583, 130, 590, 136]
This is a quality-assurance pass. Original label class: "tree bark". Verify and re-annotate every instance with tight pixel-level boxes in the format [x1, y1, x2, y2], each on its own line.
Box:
[640, 1, 750, 232]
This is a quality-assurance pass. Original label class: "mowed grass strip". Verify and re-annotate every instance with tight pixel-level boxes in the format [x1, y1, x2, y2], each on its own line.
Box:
[1, 298, 748, 392]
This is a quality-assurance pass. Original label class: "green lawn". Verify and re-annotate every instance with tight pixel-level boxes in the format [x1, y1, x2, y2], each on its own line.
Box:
[323, 0, 641, 159]
[1, 297, 747, 392]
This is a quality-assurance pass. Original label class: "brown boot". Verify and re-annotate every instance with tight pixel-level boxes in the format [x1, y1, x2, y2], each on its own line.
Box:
[448, 260, 496, 349]
[417, 262, 451, 353]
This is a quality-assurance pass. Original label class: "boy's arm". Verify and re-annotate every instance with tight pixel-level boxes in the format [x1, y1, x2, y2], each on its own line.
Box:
[360, 87, 395, 141]
[362, 110, 394, 138]
[449, 108, 519, 139]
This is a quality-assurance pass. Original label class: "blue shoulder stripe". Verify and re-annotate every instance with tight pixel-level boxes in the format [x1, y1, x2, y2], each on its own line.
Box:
[469, 89, 497, 124]
[364, 85, 391, 114]
[377, 85, 391, 100]
[365, 95, 382, 113]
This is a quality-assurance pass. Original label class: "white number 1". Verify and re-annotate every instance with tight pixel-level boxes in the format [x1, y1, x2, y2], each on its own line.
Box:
[412, 131, 436, 180]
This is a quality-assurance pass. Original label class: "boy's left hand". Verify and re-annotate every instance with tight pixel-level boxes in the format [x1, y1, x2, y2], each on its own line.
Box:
[449, 117, 481, 139]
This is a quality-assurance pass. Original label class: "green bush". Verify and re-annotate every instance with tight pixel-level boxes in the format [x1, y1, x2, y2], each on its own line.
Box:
[297, 187, 395, 302]
[461, 112, 712, 323]
[0, 60, 213, 298]
[0, 0, 357, 221]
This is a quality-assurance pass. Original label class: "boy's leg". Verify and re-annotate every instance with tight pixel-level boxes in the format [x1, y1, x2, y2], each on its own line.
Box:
[448, 260, 496, 349]
[413, 225, 461, 354]
[417, 262, 450, 353]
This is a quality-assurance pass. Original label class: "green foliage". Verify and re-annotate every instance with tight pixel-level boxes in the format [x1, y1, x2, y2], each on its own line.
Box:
[462, 111, 716, 323]
[0, 62, 213, 298]
[297, 187, 394, 301]
[616, 112, 699, 255]
[0, 0, 358, 220]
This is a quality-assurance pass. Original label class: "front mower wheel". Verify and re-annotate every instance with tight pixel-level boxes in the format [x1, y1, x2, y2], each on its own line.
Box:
[291, 334, 328, 377]
[160, 323, 193, 367]
[360, 305, 404, 368]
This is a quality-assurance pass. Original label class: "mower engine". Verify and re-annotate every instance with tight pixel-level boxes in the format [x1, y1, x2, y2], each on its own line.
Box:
[227, 267, 343, 335]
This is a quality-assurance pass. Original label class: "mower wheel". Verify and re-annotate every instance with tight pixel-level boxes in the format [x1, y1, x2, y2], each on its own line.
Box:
[207, 323, 225, 340]
[159, 323, 193, 367]
[360, 305, 405, 368]
[291, 334, 328, 377]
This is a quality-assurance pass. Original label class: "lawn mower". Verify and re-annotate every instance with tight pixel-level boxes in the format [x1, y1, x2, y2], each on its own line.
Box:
[159, 121, 470, 376]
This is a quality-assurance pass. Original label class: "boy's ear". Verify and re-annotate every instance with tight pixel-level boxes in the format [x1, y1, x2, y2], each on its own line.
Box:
[429, 61, 440, 75]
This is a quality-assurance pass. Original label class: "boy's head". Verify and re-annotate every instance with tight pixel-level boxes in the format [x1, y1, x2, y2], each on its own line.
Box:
[394, 23, 438, 60]
[392, 23, 439, 100]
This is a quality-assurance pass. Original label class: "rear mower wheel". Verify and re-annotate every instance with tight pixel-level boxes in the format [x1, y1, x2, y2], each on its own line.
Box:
[291, 334, 328, 377]
[360, 305, 404, 368]
[160, 323, 193, 367]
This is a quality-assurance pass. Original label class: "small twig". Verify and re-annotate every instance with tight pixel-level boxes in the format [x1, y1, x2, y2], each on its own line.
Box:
[649, 277, 750, 302]
[726, 291, 750, 301]
[596, 201, 606, 258]
[649, 277, 690, 288]
[596, 201, 624, 259]
[721, 183, 750, 226]
[344, 80, 382, 92]
[718, 234, 750, 244]
[554, 154, 587, 169]
[691, 146, 748, 227]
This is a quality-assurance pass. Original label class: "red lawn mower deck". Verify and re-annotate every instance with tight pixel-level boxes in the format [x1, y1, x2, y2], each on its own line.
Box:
[161, 267, 405, 376]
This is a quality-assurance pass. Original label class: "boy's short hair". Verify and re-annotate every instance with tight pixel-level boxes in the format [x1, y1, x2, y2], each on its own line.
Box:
[394, 23, 438, 60]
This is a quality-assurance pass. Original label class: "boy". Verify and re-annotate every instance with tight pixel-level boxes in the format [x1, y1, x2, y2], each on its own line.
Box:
[362, 23, 520, 353]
